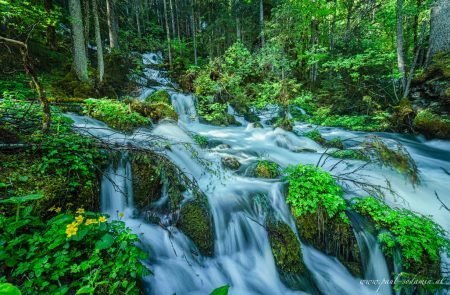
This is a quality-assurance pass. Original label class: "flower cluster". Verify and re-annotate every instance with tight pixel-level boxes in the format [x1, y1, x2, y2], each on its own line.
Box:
[65, 208, 108, 238]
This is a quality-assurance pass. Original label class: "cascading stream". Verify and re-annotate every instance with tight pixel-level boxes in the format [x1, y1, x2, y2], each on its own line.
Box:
[70, 53, 450, 295]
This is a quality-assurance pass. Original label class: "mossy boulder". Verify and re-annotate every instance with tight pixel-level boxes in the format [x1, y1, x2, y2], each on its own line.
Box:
[267, 221, 306, 275]
[221, 157, 241, 170]
[177, 199, 214, 256]
[209, 113, 238, 126]
[145, 90, 171, 104]
[254, 160, 280, 178]
[304, 130, 326, 145]
[413, 109, 450, 139]
[295, 206, 362, 277]
[131, 155, 162, 211]
[128, 99, 178, 122]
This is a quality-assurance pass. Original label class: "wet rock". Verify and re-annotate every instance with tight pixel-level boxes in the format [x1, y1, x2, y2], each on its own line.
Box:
[178, 199, 214, 256]
[215, 144, 231, 150]
[296, 206, 363, 277]
[131, 155, 162, 211]
[253, 122, 263, 128]
[145, 89, 171, 104]
[221, 156, 241, 170]
[294, 148, 317, 153]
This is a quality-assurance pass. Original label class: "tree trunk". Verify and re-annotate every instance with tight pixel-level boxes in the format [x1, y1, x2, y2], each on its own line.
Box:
[0, 36, 51, 133]
[91, 0, 104, 82]
[69, 0, 89, 82]
[259, 0, 265, 47]
[191, 0, 198, 65]
[404, 22, 426, 98]
[83, 0, 90, 50]
[169, 0, 176, 39]
[396, 0, 407, 91]
[163, 0, 172, 68]
[429, 0, 450, 59]
[106, 0, 119, 49]
[135, 0, 142, 40]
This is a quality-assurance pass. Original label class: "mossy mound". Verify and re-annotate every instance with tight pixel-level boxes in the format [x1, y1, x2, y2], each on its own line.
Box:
[208, 113, 238, 126]
[145, 89, 171, 104]
[177, 199, 214, 256]
[413, 109, 450, 139]
[128, 99, 178, 123]
[295, 206, 362, 277]
[131, 155, 163, 211]
[391, 98, 415, 133]
[266, 221, 305, 275]
[304, 130, 326, 145]
[330, 149, 369, 161]
[254, 160, 280, 178]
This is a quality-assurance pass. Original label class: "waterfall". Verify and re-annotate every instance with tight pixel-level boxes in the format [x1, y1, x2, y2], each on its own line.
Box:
[73, 52, 450, 295]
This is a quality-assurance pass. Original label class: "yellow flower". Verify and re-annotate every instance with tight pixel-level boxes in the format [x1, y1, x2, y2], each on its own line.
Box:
[119, 212, 124, 218]
[98, 216, 107, 223]
[54, 207, 61, 213]
[76, 208, 85, 214]
[85, 218, 98, 225]
[75, 215, 84, 225]
[65, 222, 78, 238]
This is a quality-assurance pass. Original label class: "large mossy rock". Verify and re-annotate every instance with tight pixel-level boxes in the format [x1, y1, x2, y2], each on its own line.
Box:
[177, 199, 214, 256]
[295, 206, 362, 277]
[145, 89, 171, 104]
[221, 156, 241, 170]
[128, 99, 178, 122]
[413, 109, 450, 139]
[254, 160, 280, 178]
[267, 221, 306, 276]
[131, 155, 162, 211]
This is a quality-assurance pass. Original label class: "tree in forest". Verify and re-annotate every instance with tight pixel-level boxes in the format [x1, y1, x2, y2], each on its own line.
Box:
[396, 0, 407, 92]
[429, 0, 450, 59]
[69, 0, 89, 82]
[106, 0, 119, 49]
[92, 0, 104, 82]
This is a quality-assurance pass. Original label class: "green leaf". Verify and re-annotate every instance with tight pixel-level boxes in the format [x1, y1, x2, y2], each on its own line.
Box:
[0, 194, 43, 204]
[75, 286, 95, 294]
[95, 233, 114, 250]
[0, 283, 22, 295]
[210, 285, 229, 295]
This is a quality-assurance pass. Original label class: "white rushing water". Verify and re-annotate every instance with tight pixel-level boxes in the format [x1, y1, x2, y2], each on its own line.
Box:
[68, 53, 450, 295]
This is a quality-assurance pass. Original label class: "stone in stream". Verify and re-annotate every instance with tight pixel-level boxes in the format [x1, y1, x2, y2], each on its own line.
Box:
[221, 156, 241, 170]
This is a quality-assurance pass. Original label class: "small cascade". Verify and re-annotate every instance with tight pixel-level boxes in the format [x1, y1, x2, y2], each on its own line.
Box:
[227, 105, 249, 126]
[101, 153, 134, 219]
[170, 92, 198, 123]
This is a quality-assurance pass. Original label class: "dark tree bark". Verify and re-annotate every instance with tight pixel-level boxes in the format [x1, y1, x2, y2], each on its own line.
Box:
[69, 0, 89, 82]
[106, 0, 119, 49]
[92, 0, 104, 82]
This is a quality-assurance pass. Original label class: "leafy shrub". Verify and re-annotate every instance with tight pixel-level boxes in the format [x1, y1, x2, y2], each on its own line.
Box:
[285, 164, 348, 222]
[192, 134, 208, 148]
[0, 196, 149, 294]
[330, 149, 368, 161]
[84, 99, 149, 131]
[304, 129, 326, 145]
[353, 197, 449, 276]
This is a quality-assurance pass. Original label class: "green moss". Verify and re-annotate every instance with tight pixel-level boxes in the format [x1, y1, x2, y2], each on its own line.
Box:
[192, 134, 208, 148]
[131, 155, 162, 211]
[266, 221, 305, 275]
[73, 82, 94, 97]
[83, 98, 150, 131]
[274, 117, 293, 131]
[178, 199, 214, 256]
[325, 137, 344, 149]
[254, 160, 280, 178]
[127, 99, 178, 123]
[145, 90, 171, 104]
[391, 98, 415, 132]
[353, 197, 448, 280]
[413, 109, 450, 139]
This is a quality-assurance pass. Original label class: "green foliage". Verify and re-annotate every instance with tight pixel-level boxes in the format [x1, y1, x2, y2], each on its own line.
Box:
[210, 285, 229, 295]
[304, 130, 326, 145]
[192, 134, 208, 148]
[285, 164, 348, 223]
[0, 283, 21, 295]
[0, 197, 148, 295]
[353, 197, 449, 272]
[330, 149, 369, 161]
[127, 99, 178, 123]
[83, 99, 149, 131]
[254, 160, 280, 178]
[413, 109, 450, 139]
